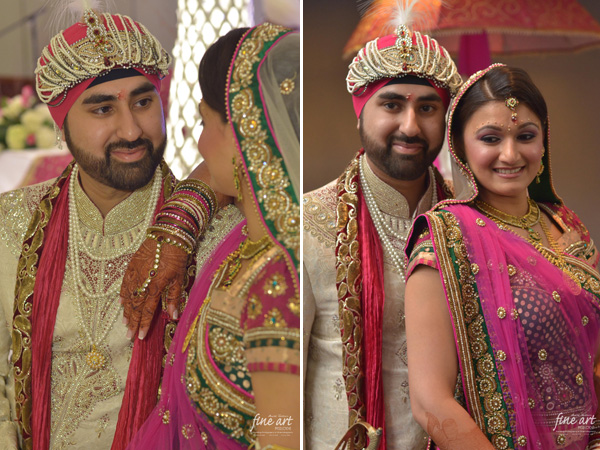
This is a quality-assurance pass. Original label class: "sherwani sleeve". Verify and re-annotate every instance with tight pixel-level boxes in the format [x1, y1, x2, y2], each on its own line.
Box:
[302, 261, 316, 450]
[302, 262, 315, 384]
[0, 303, 17, 449]
[0, 190, 24, 449]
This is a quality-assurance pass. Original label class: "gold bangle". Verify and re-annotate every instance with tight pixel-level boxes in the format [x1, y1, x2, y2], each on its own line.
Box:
[147, 231, 193, 255]
[174, 179, 218, 214]
[147, 224, 196, 250]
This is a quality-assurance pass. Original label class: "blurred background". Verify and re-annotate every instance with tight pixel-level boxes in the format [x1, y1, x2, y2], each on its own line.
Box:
[0, 0, 299, 189]
[304, 0, 600, 240]
[1, 0, 599, 240]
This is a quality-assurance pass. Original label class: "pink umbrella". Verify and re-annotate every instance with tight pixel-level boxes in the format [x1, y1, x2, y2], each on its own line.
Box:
[343, 0, 600, 74]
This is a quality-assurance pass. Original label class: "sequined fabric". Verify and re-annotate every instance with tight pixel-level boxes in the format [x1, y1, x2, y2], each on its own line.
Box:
[0, 179, 241, 449]
[407, 205, 600, 449]
[49, 174, 158, 449]
[186, 245, 300, 447]
[0, 180, 53, 450]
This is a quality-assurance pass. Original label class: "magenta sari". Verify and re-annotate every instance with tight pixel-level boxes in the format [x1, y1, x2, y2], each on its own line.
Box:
[127, 221, 247, 449]
[408, 203, 600, 449]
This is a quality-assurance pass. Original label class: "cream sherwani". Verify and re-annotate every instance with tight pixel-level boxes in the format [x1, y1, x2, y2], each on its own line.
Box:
[303, 158, 437, 450]
[0, 174, 242, 450]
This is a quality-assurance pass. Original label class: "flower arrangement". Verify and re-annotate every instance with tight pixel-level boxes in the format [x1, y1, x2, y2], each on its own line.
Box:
[0, 85, 55, 150]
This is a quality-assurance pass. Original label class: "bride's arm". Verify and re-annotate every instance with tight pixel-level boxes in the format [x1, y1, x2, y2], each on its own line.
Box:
[405, 265, 494, 450]
[251, 372, 300, 449]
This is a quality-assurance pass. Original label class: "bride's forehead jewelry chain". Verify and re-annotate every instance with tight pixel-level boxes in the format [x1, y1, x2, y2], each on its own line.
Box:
[505, 96, 519, 123]
[68, 163, 161, 369]
[358, 154, 437, 282]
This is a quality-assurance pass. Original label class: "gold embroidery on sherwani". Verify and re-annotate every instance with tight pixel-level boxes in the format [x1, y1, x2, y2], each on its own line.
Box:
[0, 184, 51, 258]
[50, 169, 161, 449]
[50, 343, 121, 447]
[303, 181, 338, 248]
[13, 173, 65, 449]
[334, 157, 365, 426]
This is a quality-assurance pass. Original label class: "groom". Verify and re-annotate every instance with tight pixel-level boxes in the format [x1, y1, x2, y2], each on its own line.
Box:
[303, 24, 461, 449]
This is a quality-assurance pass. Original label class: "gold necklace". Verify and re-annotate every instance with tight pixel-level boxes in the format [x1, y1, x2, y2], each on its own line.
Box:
[475, 198, 542, 243]
[219, 235, 273, 289]
[476, 199, 578, 282]
[536, 215, 578, 282]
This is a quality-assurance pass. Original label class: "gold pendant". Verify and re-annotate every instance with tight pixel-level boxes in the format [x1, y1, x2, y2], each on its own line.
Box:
[527, 228, 542, 242]
[86, 345, 106, 370]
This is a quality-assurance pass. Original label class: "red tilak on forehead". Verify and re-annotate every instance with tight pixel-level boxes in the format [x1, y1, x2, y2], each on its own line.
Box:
[352, 77, 450, 118]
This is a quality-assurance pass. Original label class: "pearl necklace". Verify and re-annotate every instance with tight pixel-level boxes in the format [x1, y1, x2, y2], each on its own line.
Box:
[69, 165, 162, 262]
[68, 164, 162, 369]
[359, 155, 437, 283]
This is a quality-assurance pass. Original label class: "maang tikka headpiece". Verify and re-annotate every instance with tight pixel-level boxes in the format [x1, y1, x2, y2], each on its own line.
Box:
[505, 96, 519, 123]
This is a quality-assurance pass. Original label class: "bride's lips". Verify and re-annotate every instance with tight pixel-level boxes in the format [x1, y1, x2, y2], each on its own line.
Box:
[493, 166, 525, 178]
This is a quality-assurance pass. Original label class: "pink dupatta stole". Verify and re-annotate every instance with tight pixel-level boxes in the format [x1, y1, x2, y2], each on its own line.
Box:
[127, 221, 247, 449]
[410, 203, 600, 449]
[130, 22, 301, 450]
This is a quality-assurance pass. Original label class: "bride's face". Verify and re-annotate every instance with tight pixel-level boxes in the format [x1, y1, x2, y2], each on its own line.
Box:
[197, 100, 239, 197]
[460, 100, 544, 204]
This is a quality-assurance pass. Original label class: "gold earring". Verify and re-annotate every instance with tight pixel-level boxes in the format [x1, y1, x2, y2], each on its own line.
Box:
[536, 150, 545, 184]
[232, 157, 243, 202]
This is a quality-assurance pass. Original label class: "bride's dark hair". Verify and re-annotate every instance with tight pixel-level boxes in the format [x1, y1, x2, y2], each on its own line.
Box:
[198, 27, 250, 123]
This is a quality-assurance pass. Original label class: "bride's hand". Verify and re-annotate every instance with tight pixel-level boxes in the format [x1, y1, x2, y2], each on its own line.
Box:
[120, 232, 190, 339]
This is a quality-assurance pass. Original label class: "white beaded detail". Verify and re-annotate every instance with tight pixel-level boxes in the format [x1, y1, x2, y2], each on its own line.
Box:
[67, 164, 161, 366]
[358, 155, 437, 282]
[36, 10, 170, 106]
[347, 25, 461, 97]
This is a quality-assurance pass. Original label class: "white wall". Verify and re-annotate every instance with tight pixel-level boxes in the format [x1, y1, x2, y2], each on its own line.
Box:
[0, 0, 178, 78]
